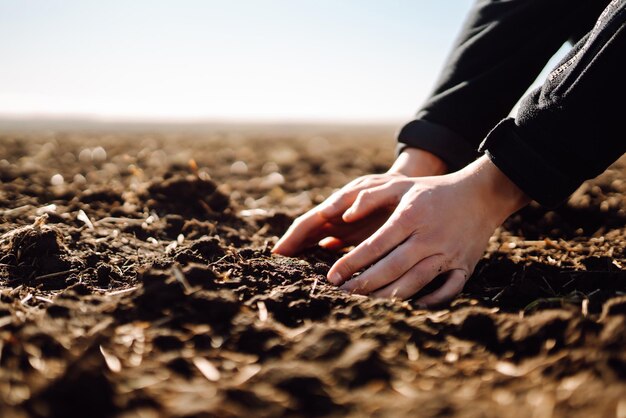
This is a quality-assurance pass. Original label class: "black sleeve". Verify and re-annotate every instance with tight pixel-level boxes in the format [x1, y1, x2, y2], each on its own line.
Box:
[479, 0, 626, 208]
[397, 0, 610, 171]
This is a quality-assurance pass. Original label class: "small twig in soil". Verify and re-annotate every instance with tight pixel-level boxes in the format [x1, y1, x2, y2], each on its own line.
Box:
[562, 277, 577, 288]
[9, 285, 23, 295]
[491, 287, 506, 302]
[87, 317, 115, 337]
[100, 345, 122, 373]
[406, 343, 419, 361]
[257, 223, 270, 236]
[105, 286, 139, 297]
[198, 199, 215, 216]
[95, 217, 144, 225]
[209, 254, 230, 266]
[257, 301, 268, 322]
[0, 205, 34, 216]
[165, 241, 178, 253]
[193, 357, 221, 382]
[152, 315, 179, 328]
[523, 293, 586, 314]
[114, 265, 125, 276]
[20, 293, 32, 305]
[34, 295, 53, 304]
[172, 264, 192, 293]
[310, 276, 319, 297]
[121, 264, 135, 274]
[34, 269, 75, 282]
[582, 298, 589, 317]
[77, 210, 95, 230]
[538, 273, 556, 296]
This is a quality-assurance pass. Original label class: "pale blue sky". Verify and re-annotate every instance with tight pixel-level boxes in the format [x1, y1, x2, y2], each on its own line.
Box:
[0, 1, 565, 123]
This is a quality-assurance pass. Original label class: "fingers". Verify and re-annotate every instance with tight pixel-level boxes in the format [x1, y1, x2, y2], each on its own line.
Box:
[275, 174, 406, 256]
[414, 269, 467, 307]
[370, 255, 446, 299]
[274, 178, 375, 255]
[317, 179, 367, 219]
[342, 183, 399, 223]
[327, 206, 415, 285]
[339, 237, 432, 294]
[318, 175, 393, 219]
[272, 209, 328, 256]
[318, 236, 345, 251]
[274, 203, 392, 255]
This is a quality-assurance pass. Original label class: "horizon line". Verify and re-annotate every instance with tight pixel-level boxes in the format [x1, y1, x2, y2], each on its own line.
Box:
[0, 112, 404, 127]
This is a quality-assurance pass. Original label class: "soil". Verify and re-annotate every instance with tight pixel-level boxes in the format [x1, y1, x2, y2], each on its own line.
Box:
[0, 126, 625, 418]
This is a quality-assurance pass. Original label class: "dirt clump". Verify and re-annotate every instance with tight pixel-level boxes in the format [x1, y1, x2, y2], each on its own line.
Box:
[146, 174, 230, 216]
[0, 215, 75, 288]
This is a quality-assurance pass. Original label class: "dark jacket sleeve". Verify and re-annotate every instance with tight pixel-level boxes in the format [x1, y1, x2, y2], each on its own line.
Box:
[479, 0, 626, 208]
[397, 0, 609, 171]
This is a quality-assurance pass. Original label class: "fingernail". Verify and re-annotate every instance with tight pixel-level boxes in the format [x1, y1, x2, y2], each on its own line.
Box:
[328, 272, 342, 284]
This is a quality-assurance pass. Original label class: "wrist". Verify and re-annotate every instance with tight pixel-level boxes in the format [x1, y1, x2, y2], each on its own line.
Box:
[461, 155, 530, 226]
[389, 147, 448, 177]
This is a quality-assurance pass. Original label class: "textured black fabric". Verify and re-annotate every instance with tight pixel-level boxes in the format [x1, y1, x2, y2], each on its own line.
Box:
[396, 119, 477, 171]
[397, 0, 611, 169]
[480, 0, 626, 207]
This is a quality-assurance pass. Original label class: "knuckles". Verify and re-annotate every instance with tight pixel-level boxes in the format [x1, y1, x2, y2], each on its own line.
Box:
[390, 208, 416, 231]
[355, 189, 371, 205]
[362, 239, 385, 258]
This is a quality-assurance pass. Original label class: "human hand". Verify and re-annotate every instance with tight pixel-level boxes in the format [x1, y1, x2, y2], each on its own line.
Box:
[327, 156, 530, 306]
[272, 148, 447, 256]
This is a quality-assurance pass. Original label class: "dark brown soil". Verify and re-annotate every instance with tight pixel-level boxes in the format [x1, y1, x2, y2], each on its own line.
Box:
[0, 127, 625, 418]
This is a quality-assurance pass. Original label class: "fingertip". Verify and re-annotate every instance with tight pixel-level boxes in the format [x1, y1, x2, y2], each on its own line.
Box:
[341, 209, 355, 223]
[271, 238, 295, 256]
[340, 280, 367, 295]
[318, 236, 335, 246]
[327, 271, 343, 286]
[271, 246, 290, 256]
[319, 237, 345, 251]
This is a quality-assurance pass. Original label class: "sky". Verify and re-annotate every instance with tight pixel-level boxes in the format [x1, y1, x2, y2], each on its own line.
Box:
[0, 1, 568, 123]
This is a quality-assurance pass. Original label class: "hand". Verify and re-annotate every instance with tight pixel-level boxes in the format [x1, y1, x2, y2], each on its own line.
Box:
[272, 148, 447, 256]
[327, 156, 530, 306]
